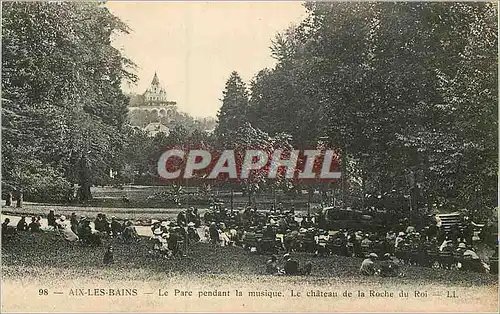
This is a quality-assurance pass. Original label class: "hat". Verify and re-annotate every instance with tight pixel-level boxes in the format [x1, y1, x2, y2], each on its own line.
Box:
[458, 242, 466, 249]
[398, 232, 405, 236]
[153, 228, 163, 235]
[187, 222, 195, 227]
[384, 253, 391, 258]
[368, 253, 378, 258]
[59, 215, 66, 221]
[283, 253, 291, 259]
[111, 216, 116, 219]
[151, 219, 159, 224]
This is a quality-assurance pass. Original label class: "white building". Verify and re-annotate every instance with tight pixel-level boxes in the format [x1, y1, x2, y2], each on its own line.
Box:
[128, 72, 177, 119]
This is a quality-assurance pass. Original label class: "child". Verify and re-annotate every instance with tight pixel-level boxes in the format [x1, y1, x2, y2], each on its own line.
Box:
[103, 246, 114, 265]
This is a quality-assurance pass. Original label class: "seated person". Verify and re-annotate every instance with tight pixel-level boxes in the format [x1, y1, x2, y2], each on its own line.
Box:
[28, 217, 41, 232]
[16, 216, 28, 231]
[110, 217, 123, 237]
[378, 253, 403, 277]
[283, 253, 312, 275]
[266, 255, 281, 274]
[187, 223, 200, 243]
[360, 253, 378, 276]
[2, 218, 17, 240]
[122, 221, 139, 243]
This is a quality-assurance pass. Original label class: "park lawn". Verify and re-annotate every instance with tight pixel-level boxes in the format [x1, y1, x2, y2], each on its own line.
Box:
[1, 231, 497, 287]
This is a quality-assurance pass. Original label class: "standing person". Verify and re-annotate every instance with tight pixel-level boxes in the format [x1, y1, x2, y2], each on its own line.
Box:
[70, 213, 79, 234]
[16, 216, 28, 231]
[94, 213, 105, 233]
[47, 210, 57, 229]
[101, 214, 111, 235]
[193, 208, 201, 227]
[177, 211, 187, 227]
[209, 222, 219, 246]
[360, 253, 378, 276]
[110, 216, 122, 238]
[186, 208, 196, 225]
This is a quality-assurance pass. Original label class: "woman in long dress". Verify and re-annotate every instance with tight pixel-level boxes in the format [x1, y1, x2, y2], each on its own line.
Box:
[57, 216, 79, 242]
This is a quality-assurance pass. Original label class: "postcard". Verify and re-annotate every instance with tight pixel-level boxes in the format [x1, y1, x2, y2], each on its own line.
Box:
[1, 1, 498, 312]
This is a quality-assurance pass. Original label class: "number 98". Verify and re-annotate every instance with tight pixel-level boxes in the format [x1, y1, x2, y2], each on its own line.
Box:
[38, 289, 48, 295]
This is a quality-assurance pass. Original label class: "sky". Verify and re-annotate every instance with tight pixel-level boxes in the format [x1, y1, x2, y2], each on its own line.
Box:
[106, 1, 308, 118]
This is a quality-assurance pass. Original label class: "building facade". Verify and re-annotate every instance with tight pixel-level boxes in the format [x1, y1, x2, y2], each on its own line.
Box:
[128, 72, 177, 119]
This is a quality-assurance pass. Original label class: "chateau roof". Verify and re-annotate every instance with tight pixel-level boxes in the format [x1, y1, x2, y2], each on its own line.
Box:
[151, 72, 159, 85]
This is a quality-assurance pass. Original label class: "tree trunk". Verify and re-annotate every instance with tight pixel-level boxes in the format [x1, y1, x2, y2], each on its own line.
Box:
[78, 155, 92, 202]
[361, 170, 366, 209]
[307, 187, 313, 216]
[78, 184, 91, 202]
[16, 191, 23, 208]
[5, 192, 12, 207]
[341, 147, 348, 207]
[230, 188, 234, 212]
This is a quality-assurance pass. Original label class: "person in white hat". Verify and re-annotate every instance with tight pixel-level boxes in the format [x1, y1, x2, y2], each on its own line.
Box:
[395, 232, 405, 248]
[58, 215, 79, 243]
[360, 253, 378, 276]
[153, 228, 163, 237]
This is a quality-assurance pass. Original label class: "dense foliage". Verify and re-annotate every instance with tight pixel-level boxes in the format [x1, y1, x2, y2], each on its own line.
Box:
[219, 2, 498, 218]
[2, 2, 136, 201]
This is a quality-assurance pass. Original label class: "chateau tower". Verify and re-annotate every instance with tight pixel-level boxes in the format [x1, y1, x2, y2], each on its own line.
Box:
[128, 72, 177, 119]
[143, 72, 169, 105]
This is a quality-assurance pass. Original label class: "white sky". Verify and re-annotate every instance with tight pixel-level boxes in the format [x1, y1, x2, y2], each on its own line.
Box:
[107, 1, 308, 118]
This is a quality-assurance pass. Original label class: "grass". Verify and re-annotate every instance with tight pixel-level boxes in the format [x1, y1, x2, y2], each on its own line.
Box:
[2, 231, 498, 288]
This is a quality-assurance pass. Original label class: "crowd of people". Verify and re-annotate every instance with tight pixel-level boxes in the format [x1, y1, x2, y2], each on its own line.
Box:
[1, 203, 497, 275]
[200, 204, 497, 275]
[1, 210, 140, 246]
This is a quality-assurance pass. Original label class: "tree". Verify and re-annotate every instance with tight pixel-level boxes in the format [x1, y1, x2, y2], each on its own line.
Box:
[2, 2, 137, 202]
[245, 1, 498, 217]
[214, 71, 250, 146]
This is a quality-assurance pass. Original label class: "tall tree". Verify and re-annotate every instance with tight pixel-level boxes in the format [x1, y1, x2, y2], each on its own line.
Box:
[2, 1, 136, 202]
[246, 1, 497, 217]
[214, 71, 249, 146]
